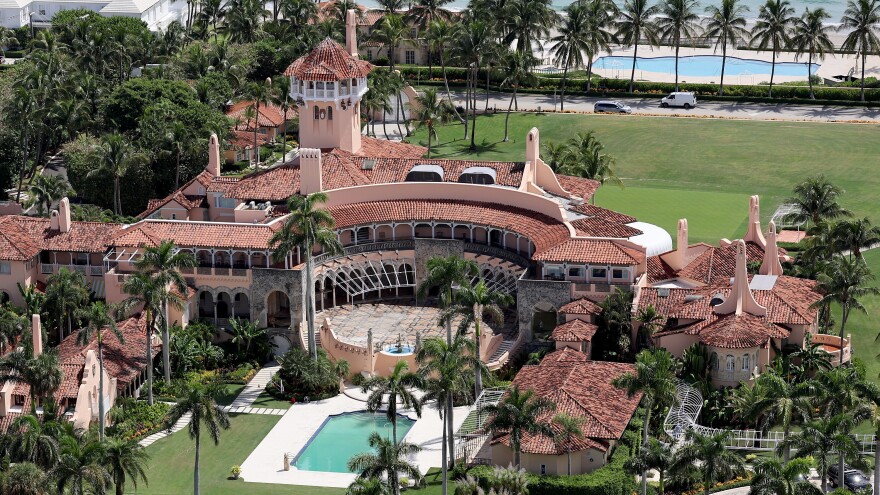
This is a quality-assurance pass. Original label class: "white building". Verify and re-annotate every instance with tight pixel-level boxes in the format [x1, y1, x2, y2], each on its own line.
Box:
[0, 0, 184, 31]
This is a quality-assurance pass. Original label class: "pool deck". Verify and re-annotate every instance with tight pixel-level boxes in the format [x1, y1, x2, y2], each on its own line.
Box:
[238, 385, 470, 488]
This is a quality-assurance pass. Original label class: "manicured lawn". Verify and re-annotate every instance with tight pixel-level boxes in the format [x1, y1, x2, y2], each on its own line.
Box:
[214, 383, 245, 407]
[251, 390, 293, 409]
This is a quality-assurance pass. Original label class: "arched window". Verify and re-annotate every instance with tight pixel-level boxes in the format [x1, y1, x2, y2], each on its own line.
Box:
[327, 106, 333, 120]
[725, 355, 735, 371]
[710, 352, 718, 370]
[313, 106, 319, 120]
[742, 353, 750, 371]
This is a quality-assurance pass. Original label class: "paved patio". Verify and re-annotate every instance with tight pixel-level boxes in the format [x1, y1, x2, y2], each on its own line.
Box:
[238, 389, 470, 488]
[319, 303, 512, 349]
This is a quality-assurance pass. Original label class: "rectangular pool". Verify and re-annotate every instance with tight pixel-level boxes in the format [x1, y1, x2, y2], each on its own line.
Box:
[293, 411, 416, 473]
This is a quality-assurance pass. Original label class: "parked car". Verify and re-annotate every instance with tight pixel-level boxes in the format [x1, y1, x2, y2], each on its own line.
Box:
[829, 464, 873, 493]
[593, 100, 632, 114]
[660, 92, 697, 109]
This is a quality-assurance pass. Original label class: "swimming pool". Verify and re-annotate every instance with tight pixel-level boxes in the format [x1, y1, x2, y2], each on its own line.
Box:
[293, 411, 417, 473]
[593, 55, 819, 78]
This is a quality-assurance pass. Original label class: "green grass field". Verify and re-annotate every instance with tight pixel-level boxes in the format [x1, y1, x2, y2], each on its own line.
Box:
[251, 390, 293, 409]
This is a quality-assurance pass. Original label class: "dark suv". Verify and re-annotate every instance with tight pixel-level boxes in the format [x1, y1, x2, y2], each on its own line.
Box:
[829, 464, 873, 493]
[593, 101, 632, 114]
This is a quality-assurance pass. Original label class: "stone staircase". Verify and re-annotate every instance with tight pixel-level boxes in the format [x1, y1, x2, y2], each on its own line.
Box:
[486, 336, 521, 370]
[299, 327, 321, 351]
[228, 362, 281, 409]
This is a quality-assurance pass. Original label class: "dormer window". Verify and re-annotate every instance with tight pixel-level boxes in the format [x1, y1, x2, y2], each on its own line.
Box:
[458, 166, 496, 185]
[405, 164, 444, 182]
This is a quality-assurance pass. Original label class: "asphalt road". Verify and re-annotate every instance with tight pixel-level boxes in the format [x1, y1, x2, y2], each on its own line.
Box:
[447, 91, 880, 122]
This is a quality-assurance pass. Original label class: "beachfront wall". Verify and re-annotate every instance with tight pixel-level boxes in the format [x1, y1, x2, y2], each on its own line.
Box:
[490, 443, 610, 476]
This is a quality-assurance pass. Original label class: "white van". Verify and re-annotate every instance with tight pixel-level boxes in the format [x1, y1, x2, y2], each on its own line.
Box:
[660, 92, 697, 109]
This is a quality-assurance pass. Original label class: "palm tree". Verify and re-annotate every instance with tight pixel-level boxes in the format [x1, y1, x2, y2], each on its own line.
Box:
[615, 0, 659, 93]
[3, 462, 53, 495]
[441, 280, 513, 396]
[704, 0, 750, 96]
[785, 176, 851, 228]
[751, 0, 796, 97]
[501, 0, 559, 55]
[165, 383, 230, 495]
[74, 302, 124, 440]
[366, 71, 394, 139]
[753, 370, 814, 461]
[135, 240, 195, 385]
[500, 50, 537, 142]
[103, 437, 149, 495]
[243, 78, 275, 169]
[228, 317, 266, 360]
[613, 348, 678, 495]
[425, 20, 464, 123]
[0, 308, 27, 355]
[789, 333, 832, 376]
[45, 267, 90, 341]
[560, 131, 623, 201]
[750, 456, 820, 495]
[26, 174, 74, 216]
[832, 217, 880, 258]
[408, 0, 453, 29]
[346, 477, 391, 495]
[121, 272, 161, 405]
[814, 255, 879, 365]
[781, 412, 866, 493]
[195, 0, 226, 41]
[581, 0, 615, 91]
[89, 133, 147, 216]
[552, 413, 585, 476]
[161, 121, 193, 190]
[791, 8, 834, 99]
[269, 192, 342, 360]
[417, 334, 482, 488]
[222, 0, 268, 43]
[656, 0, 702, 92]
[840, 0, 880, 102]
[348, 433, 422, 495]
[635, 305, 662, 348]
[454, 20, 495, 149]
[484, 385, 555, 467]
[372, 14, 407, 71]
[411, 88, 453, 157]
[674, 430, 745, 495]
[5, 415, 60, 467]
[626, 438, 675, 494]
[52, 434, 111, 495]
[551, 4, 591, 110]
[362, 360, 424, 447]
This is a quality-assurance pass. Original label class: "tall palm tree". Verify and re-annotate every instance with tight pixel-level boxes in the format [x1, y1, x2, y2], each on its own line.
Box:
[752, 370, 814, 461]
[165, 383, 230, 495]
[26, 174, 74, 216]
[625, 438, 675, 494]
[674, 430, 745, 495]
[781, 412, 867, 493]
[161, 121, 193, 190]
[269, 192, 342, 360]
[454, 20, 495, 149]
[840, 0, 880, 102]
[832, 217, 880, 258]
[813, 255, 879, 365]
[484, 385, 555, 467]
[751, 0, 796, 97]
[372, 14, 407, 71]
[89, 133, 147, 216]
[704, 0, 750, 96]
[243, 78, 275, 169]
[552, 413, 585, 476]
[121, 272, 161, 405]
[417, 334, 482, 487]
[615, 0, 659, 93]
[791, 8, 834, 99]
[551, 4, 591, 110]
[441, 280, 513, 396]
[785, 175, 851, 228]
[500, 50, 536, 142]
[581, 0, 616, 91]
[45, 267, 90, 341]
[410, 88, 453, 157]
[348, 433, 422, 495]
[103, 437, 149, 495]
[222, 0, 269, 43]
[135, 240, 195, 385]
[74, 302, 124, 440]
[501, 0, 559, 54]
[366, 71, 394, 139]
[656, 0, 702, 92]
[749, 456, 820, 495]
[613, 348, 678, 495]
[52, 434, 111, 495]
[361, 360, 424, 447]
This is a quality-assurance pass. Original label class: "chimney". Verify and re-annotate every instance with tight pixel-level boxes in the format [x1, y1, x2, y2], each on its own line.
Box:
[206, 133, 221, 176]
[668, 218, 689, 271]
[49, 210, 60, 230]
[299, 148, 323, 195]
[743, 195, 766, 248]
[714, 240, 766, 316]
[759, 221, 784, 276]
[32, 314, 42, 357]
[526, 127, 540, 166]
[58, 197, 71, 233]
[346, 9, 358, 57]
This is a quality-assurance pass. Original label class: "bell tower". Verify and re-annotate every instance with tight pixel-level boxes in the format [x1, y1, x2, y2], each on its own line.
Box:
[285, 9, 373, 153]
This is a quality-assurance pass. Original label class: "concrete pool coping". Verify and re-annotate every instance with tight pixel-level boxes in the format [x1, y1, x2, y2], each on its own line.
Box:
[239, 391, 470, 488]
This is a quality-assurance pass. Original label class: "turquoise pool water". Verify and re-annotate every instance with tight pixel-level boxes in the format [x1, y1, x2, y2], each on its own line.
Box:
[594, 55, 819, 78]
[294, 411, 416, 473]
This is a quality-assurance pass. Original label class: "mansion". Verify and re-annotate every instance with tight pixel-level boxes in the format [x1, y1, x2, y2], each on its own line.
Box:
[0, 10, 849, 475]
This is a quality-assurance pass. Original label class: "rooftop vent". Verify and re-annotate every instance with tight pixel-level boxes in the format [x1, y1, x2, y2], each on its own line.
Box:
[684, 295, 703, 303]
[710, 293, 725, 306]
[361, 159, 376, 170]
[658, 288, 670, 298]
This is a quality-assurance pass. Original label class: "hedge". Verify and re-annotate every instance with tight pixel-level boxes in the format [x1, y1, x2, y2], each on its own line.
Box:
[397, 66, 880, 106]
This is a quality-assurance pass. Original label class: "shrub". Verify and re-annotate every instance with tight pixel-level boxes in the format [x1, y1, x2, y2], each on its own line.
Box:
[269, 348, 347, 401]
[225, 362, 258, 384]
[230, 465, 242, 479]
[107, 398, 170, 441]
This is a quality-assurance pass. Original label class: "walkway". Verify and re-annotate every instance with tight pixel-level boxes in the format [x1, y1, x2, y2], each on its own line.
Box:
[138, 412, 191, 447]
[228, 362, 281, 409]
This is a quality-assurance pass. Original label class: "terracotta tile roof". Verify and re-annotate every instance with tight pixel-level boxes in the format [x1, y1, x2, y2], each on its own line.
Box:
[353, 157, 525, 187]
[227, 101, 288, 129]
[571, 216, 642, 238]
[358, 137, 426, 159]
[569, 204, 637, 224]
[315, 1, 382, 25]
[0, 216, 119, 257]
[226, 164, 301, 202]
[57, 364, 84, 399]
[111, 220, 279, 250]
[328, 199, 571, 254]
[492, 359, 641, 455]
[206, 176, 240, 194]
[646, 255, 678, 284]
[139, 171, 215, 219]
[678, 242, 785, 285]
[551, 319, 598, 342]
[557, 175, 600, 201]
[284, 38, 373, 81]
[695, 313, 789, 349]
[559, 297, 602, 315]
[542, 347, 589, 363]
[533, 238, 644, 265]
[229, 130, 271, 150]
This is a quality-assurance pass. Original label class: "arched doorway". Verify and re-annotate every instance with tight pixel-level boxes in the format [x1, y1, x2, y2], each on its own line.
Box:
[267, 291, 291, 327]
[531, 302, 558, 339]
[233, 293, 250, 319]
[216, 292, 232, 319]
[198, 292, 214, 319]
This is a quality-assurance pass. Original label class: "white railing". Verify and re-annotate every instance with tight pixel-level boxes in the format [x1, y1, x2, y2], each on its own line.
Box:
[454, 388, 506, 464]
